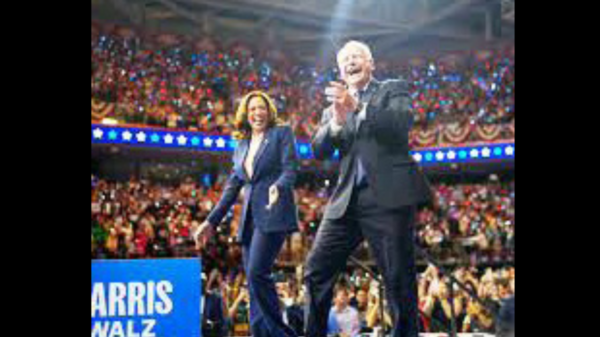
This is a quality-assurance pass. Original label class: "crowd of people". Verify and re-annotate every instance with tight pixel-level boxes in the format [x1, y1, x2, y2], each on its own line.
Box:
[417, 179, 515, 264]
[92, 23, 514, 144]
[91, 173, 514, 335]
[192, 257, 514, 336]
[91, 152, 514, 336]
[91, 175, 514, 266]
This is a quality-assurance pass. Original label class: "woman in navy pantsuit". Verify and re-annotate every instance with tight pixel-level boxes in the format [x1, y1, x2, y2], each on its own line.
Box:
[195, 91, 299, 337]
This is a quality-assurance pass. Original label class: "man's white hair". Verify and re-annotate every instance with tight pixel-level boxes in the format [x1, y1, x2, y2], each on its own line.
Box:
[337, 40, 373, 64]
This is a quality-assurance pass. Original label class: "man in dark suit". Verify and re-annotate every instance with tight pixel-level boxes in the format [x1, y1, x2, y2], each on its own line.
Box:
[304, 41, 432, 337]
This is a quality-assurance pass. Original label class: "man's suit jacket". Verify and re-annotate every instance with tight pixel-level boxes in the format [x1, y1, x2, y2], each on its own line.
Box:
[311, 78, 432, 219]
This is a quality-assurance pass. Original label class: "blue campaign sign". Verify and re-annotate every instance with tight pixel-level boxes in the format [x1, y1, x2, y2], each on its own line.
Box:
[91, 259, 202, 337]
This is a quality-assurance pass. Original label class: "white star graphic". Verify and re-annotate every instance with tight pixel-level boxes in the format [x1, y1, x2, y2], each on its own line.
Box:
[216, 138, 226, 148]
[482, 147, 491, 157]
[136, 132, 146, 142]
[122, 130, 132, 141]
[93, 128, 103, 139]
[470, 149, 480, 158]
[435, 151, 445, 161]
[177, 135, 187, 145]
[203, 137, 213, 147]
[413, 153, 423, 162]
[447, 151, 456, 160]
[505, 146, 514, 156]
[164, 134, 174, 144]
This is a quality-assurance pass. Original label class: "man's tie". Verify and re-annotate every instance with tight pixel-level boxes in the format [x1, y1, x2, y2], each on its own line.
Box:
[354, 89, 368, 188]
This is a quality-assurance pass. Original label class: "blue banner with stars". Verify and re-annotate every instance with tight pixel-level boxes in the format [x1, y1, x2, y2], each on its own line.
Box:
[92, 124, 514, 164]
